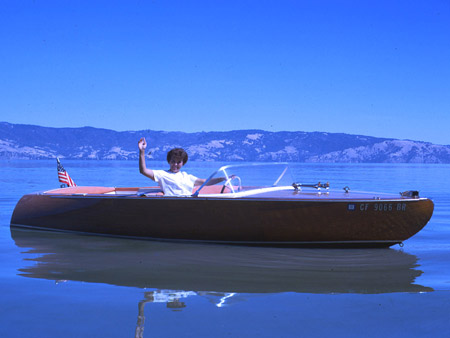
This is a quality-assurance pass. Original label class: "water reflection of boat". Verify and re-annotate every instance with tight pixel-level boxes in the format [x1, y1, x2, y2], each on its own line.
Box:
[11, 228, 432, 294]
[133, 290, 238, 338]
[10, 163, 434, 247]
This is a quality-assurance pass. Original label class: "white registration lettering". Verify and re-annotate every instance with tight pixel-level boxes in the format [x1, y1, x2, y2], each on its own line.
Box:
[396, 203, 407, 211]
[374, 203, 395, 212]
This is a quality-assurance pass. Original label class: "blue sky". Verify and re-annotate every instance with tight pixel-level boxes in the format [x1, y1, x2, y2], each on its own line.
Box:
[1, 0, 449, 144]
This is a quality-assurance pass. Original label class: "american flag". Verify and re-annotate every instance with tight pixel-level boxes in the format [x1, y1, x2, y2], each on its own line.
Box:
[57, 157, 76, 187]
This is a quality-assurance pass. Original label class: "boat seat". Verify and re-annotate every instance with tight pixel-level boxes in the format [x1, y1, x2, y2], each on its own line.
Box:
[45, 186, 116, 195]
[138, 187, 164, 196]
[193, 185, 239, 195]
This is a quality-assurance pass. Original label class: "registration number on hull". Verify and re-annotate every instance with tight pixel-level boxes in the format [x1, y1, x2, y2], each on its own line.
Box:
[348, 203, 407, 212]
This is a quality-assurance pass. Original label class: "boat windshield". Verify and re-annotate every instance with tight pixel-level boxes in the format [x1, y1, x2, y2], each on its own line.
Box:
[193, 163, 294, 196]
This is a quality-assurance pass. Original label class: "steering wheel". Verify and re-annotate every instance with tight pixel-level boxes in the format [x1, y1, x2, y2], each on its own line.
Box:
[220, 175, 242, 193]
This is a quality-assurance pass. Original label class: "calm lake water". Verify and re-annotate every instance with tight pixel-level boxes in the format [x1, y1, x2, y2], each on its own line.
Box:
[1, 160, 450, 337]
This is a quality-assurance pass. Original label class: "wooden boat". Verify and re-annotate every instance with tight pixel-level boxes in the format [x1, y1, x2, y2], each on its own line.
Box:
[10, 163, 434, 247]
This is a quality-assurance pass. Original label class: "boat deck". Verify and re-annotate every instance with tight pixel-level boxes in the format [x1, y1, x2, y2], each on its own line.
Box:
[41, 185, 419, 202]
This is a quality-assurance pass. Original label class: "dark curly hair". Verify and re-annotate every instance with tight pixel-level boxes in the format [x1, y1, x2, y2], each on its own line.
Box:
[167, 148, 188, 164]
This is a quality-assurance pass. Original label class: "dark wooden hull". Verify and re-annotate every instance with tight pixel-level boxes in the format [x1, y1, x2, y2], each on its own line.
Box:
[10, 188, 434, 247]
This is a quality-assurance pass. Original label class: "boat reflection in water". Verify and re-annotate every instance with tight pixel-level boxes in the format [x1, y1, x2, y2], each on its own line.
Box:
[11, 228, 432, 337]
[11, 228, 433, 294]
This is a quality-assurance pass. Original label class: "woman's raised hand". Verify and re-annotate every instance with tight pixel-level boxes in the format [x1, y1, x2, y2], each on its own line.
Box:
[138, 137, 147, 151]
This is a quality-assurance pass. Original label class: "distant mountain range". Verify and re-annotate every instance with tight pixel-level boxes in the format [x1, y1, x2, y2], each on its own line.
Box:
[1, 122, 450, 163]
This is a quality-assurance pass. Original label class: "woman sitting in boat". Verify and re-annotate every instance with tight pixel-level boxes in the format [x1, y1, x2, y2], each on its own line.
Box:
[138, 137, 226, 196]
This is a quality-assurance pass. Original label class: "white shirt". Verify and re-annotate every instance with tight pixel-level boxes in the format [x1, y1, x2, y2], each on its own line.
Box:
[153, 170, 198, 196]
